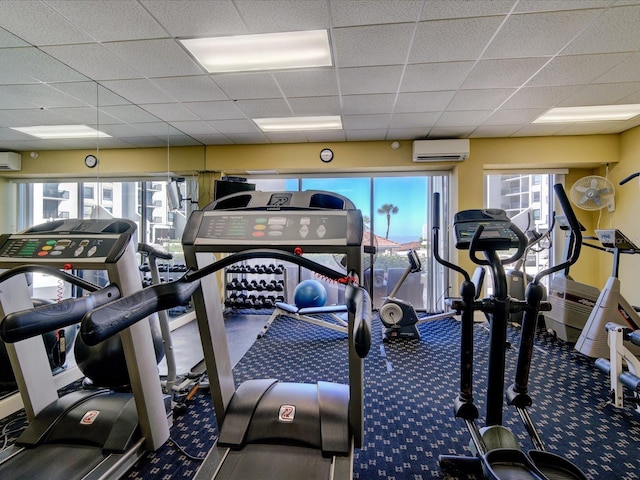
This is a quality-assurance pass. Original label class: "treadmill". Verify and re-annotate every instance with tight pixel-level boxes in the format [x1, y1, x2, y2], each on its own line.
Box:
[0, 219, 170, 480]
[81, 190, 372, 480]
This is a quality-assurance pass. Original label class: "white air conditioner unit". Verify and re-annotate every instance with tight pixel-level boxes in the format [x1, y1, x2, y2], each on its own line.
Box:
[0, 152, 21, 171]
[412, 139, 470, 162]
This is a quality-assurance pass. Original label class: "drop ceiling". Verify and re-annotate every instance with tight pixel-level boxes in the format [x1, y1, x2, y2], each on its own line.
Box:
[0, 0, 639, 151]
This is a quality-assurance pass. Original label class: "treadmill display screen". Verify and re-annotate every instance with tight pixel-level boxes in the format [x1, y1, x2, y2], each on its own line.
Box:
[194, 211, 351, 246]
[0, 235, 121, 262]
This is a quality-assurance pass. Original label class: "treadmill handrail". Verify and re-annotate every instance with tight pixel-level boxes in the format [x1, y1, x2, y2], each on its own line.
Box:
[82, 249, 360, 346]
[0, 264, 103, 292]
[346, 282, 372, 358]
[1, 284, 121, 343]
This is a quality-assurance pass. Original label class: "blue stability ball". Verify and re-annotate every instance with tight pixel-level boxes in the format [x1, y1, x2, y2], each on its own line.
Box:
[293, 279, 327, 308]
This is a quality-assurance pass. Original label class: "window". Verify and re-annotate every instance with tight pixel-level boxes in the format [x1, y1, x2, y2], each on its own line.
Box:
[485, 173, 556, 292]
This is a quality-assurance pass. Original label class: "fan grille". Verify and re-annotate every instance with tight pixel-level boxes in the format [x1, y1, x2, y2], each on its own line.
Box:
[569, 175, 615, 211]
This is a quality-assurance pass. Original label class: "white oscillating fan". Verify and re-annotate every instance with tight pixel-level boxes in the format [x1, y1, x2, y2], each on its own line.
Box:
[569, 175, 615, 212]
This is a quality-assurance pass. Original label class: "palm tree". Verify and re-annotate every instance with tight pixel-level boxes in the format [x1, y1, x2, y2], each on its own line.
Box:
[377, 203, 399, 239]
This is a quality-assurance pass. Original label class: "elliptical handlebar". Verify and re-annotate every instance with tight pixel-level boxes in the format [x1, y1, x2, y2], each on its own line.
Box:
[531, 184, 582, 284]
[620, 172, 640, 185]
[432, 192, 471, 283]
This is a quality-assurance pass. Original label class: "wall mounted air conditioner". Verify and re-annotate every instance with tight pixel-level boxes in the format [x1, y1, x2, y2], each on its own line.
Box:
[0, 152, 21, 171]
[412, 139, 470, 162]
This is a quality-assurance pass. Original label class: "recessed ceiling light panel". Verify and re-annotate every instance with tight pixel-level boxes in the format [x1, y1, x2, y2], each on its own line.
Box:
[534, 104, 640, 123]
[10, 125, 111, 139]
[180, 29, 332, 73]
[254, 116, 342, 132]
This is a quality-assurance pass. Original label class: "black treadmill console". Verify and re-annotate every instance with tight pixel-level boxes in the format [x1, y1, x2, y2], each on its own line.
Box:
[453, 209, 522, 251]
[595, 229, 640, 251]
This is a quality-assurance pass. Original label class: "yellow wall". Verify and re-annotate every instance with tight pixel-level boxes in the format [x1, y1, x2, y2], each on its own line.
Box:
[608, 126, 640, 304]
[4, 129, 640, 298]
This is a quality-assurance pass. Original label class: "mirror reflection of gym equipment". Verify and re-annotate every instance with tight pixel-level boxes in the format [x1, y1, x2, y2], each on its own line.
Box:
[0, 219, 170, 480]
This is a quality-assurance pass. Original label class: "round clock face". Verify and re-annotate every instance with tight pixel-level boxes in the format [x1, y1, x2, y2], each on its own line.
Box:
[85, 154, 98, 168]
[320, 148, 333, 163]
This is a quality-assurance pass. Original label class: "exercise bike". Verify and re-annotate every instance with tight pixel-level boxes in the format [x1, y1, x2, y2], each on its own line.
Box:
[433, 184, 587, 480]
[379, 249, 486, 340]
[139, 243, 207, 413]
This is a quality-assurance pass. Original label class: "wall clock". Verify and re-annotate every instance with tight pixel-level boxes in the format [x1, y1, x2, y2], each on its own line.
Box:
[85, 154, 98, 168]
[320, 148, 333, 163]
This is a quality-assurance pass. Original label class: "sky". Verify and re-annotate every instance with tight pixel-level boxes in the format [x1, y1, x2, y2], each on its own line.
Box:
[295, 177, 430, 244]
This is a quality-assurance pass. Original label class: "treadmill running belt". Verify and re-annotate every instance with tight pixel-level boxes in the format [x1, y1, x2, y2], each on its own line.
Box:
[1, 444, 105, 480]
[216, 444, 335, 479]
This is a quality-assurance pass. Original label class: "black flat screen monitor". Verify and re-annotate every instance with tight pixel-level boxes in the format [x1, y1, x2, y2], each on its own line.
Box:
[213, 179, 256, 201]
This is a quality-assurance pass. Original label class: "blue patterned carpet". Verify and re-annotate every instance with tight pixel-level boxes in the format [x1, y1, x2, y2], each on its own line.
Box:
[3, 314, 640, 479]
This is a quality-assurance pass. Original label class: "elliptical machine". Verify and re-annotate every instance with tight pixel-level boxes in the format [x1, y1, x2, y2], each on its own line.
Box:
[434, 184, 587, 480]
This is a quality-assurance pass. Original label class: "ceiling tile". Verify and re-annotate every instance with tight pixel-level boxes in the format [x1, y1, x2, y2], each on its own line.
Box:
[559, 82, 640, 107]
[183, 101, 246, 121]
[1, 46, 89, 84]
[169, 121, 220, 136]
[483, 9, 601, 59]
[528, 53, 633, 86]
[347, 129, 392, 141]
[233, 99, 292, 118]
[447, 89, 517, 111]
[0, 1, 93, 45]
[212, 73, 282, 100]
[395, 91, 457, 113]
[421, 0, 514, 20]
[151, 76, 227, 102]
[463, 58, 549, 89]
[562, 4, 640, 55]
[343, 114, 392, 130]
[46, 0, 166, 42]
[41, 44, 143, 81]
[343, 94, 397, 115]
[207, 119, 261, 135]
[333, 24, 415, 68]
[141, 104, 200, 122]
[501, 85, 581, 109]
[104, 39, 203, 78]
[389, 112, 440, 128]
[339, 66, 404, 95]
[99, 79, 176, 104]
[234, 0, 329, 32]
[409, 16, 505, 63]
[472, 125, 524, 137]
[401, 62, 475, 92]
[288, 96, 341, 116]
[593, 53, 640, 83]
[331, 0, 421, 26]
[436, 110, 493, 127]
[273, 69, 338, 97]
[140, 0, 246, 37]
[0, 84, 85, 109]
[0, 27, 29, 47]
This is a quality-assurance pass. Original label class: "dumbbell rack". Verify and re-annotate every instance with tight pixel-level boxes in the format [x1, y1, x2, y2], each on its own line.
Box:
[224, 263, 287, 312]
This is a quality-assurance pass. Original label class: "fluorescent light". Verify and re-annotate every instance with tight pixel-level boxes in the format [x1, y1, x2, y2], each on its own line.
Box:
[534, 104, 640, 123]
[254, 116, 342, 132]
[11, 125, 111, 139]
[180, 30, 332, 73]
